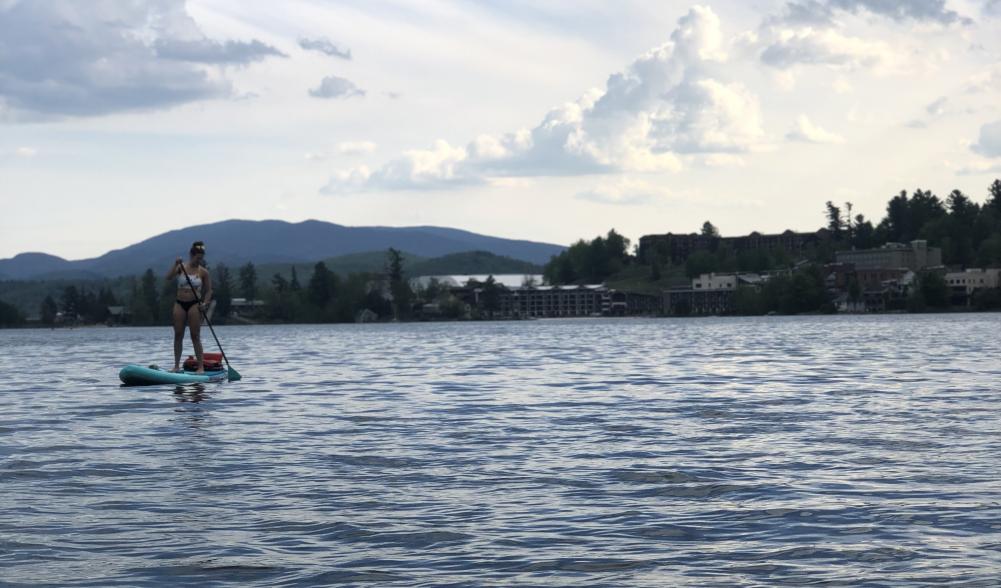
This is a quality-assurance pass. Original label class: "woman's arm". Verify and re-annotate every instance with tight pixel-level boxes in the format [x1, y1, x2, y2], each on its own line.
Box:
[165, 257, 182, 281]
[200, 269, 213, 306]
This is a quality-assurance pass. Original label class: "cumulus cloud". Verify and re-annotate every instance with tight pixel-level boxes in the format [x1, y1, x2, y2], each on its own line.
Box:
[972, 121, 1001, 157]
[966, 67, 1001, 94]
[837, 0, 967, 23]
[299, 37, 351, 60]
[955, 160, 1001, 175]
[154, 38, 286, 64]
[759, 27, 896, 70]
[754, 0, 964, 74]
[338, 141, 377, 155]
[575, 178, 669, 206]
[323, 5, 764, 193]
[0, 0, 285, 118]
[309, 76, 365, 99]
[776, 0, 969, 25]
[786, 115, 845, 143]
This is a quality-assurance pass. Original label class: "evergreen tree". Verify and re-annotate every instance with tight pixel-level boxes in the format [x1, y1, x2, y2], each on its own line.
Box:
[825, 201, 844, 238]
[214, 264, 233, 319]
[289, 266, 302, 291]
[385, 248, 413, 319]
[481, 275, 501, 318]
[40, 295, 58, 325]
[0, 300, 23, 327]
[62, 285, 80, 319]
[987, 179, 1001, 215]
[239, 262, 257, 300]
[308, 261, 335, 308]
[141, 269, 159, 323]
[852, 214, 875, 249]
[882, 190, 911, 242]
[605, 229, 631, 262]
[920, 272, 949, 309]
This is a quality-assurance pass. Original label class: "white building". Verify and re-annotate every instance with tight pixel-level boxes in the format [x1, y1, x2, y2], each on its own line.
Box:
[691, 273, 765, 291]
[693, 273, 735, 290]
[945, 268, 1001, 295]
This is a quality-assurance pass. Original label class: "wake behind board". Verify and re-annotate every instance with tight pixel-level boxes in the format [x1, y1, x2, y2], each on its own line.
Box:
[119, 364, 227, 386]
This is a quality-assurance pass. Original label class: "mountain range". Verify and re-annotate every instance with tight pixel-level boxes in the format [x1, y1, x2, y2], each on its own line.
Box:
[0, 220, 565, 281]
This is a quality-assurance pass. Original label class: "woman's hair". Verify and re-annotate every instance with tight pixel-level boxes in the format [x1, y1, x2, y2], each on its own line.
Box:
[190, 241, 206, 256]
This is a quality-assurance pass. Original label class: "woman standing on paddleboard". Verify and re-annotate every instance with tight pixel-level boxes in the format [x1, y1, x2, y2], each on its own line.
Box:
[166, 241, 213, 373]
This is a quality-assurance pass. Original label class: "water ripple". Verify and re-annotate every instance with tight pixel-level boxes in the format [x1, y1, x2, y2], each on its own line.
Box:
[2, 315, 1001, 586]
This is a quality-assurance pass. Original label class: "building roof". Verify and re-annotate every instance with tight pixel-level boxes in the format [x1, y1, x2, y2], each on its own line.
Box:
[231, 298, 265, 306]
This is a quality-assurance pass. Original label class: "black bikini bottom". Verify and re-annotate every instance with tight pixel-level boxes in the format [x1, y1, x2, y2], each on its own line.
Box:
[176, 299, 198, 312]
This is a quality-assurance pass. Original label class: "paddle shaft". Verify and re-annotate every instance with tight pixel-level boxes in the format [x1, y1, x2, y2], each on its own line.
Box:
[178, 261, 233, 372]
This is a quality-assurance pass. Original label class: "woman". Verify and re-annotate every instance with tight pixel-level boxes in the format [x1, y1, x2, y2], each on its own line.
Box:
[166, 241, 213, 373]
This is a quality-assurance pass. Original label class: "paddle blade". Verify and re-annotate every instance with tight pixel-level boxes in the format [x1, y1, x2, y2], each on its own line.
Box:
[227, 366, 242, 381]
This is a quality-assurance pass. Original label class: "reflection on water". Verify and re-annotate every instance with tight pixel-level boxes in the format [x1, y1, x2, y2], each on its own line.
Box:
[173, 383, 209, 403]
[1, 315, 1001, 586]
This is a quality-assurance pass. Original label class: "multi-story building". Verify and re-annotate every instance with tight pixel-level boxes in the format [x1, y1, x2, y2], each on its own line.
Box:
[945, 268, 1001, 306]
[452, 284, 660, 318]
[638, 229, 830, 264]
[824, 262, 915, 312]
[664, 272, 765, 315]
[834, 240, 942, 270]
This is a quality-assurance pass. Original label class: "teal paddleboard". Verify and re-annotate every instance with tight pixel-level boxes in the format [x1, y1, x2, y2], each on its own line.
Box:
[119, 364, 227, 386]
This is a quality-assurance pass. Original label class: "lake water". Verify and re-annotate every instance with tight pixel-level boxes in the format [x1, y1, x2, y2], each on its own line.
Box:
[2, 315, 1001, 586]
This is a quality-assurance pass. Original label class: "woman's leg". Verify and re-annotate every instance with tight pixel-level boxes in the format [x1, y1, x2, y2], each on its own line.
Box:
[172, 303, 186, 371]
[187, 305, 204, 373]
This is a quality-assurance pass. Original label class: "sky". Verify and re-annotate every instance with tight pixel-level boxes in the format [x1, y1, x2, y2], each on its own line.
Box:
[1, 0, 1001, 260]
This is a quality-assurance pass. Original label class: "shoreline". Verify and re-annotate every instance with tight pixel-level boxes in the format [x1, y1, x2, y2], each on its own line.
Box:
[4, 308, 998, 330]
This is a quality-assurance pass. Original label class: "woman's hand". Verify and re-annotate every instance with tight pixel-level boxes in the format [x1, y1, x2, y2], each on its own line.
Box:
[167, 257, 183, 280]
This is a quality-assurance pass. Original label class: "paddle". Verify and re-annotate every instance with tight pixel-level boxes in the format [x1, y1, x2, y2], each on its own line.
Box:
[178, 261, 242, 381]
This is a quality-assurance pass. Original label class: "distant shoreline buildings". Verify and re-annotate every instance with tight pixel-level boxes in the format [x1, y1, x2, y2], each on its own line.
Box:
[417, 229, 1000, 319]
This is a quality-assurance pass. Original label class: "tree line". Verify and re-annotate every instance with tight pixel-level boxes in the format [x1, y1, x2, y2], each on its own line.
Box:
[1, 247, 493, 328]
[822, 180, 1001, 267]
[80, 248, 425, 326]
[543, 180, 1001, 285]
[541, 179, 1001, 315]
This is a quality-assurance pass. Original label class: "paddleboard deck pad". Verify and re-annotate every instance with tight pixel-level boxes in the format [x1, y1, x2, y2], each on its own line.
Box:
[119, 364, 227, 386]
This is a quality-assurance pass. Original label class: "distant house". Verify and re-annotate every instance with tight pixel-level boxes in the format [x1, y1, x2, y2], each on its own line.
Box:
[54, 311, 78, 325]
[107, 305, 129, 325]
[945, 268, 1001, 307]
[355, 308, 378, 323]
[229, 297, 265, 317]
[665, 272, 768, 315]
